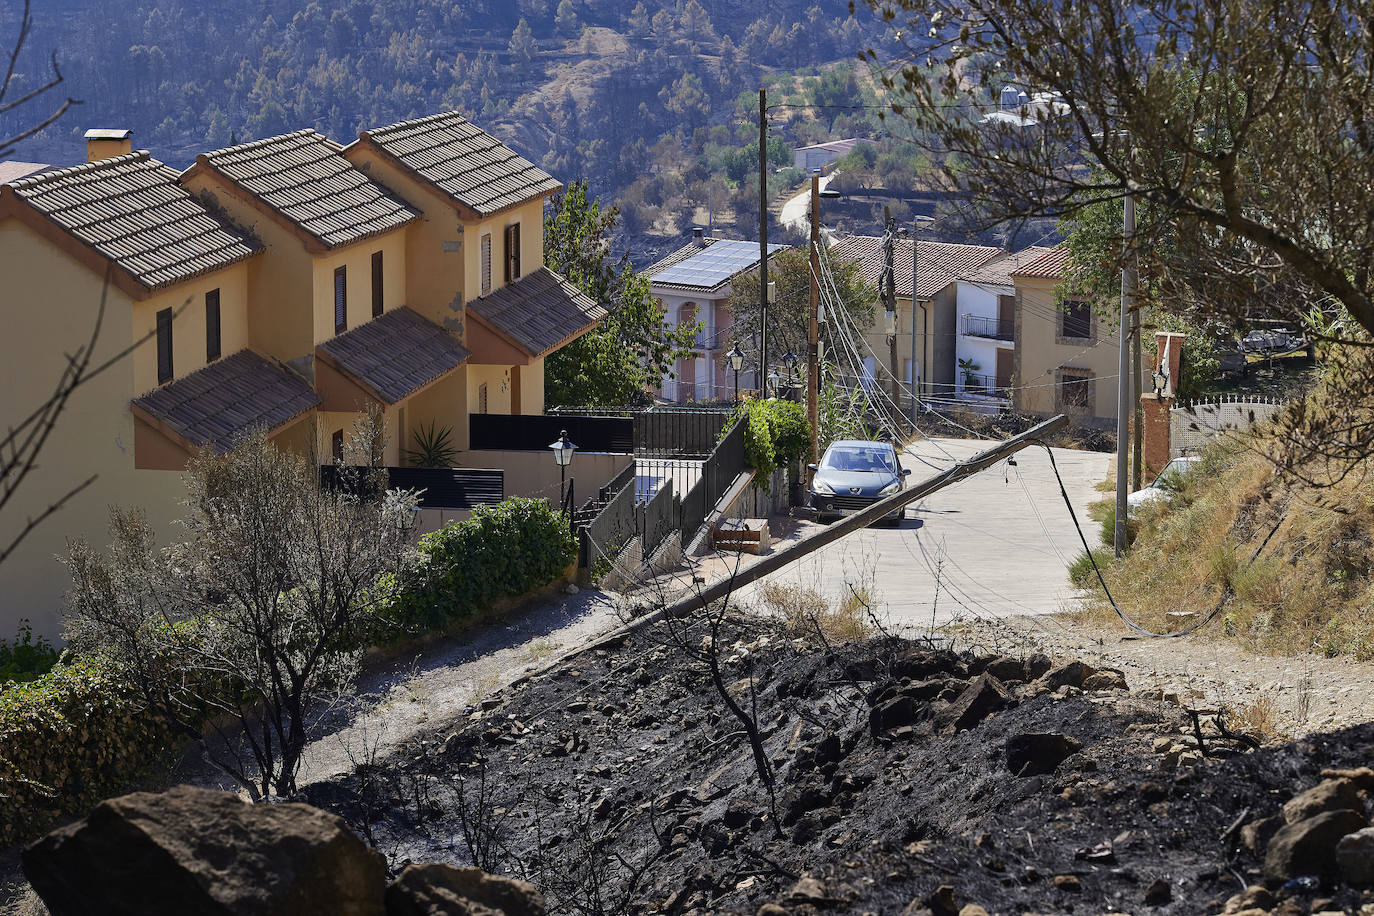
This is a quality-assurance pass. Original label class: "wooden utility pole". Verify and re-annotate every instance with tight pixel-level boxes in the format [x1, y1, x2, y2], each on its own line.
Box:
[758, 88, 769, 396]
[651, 414, 1070, 622]
[882, 209, 900, 411]
[807, 171, 820, 482]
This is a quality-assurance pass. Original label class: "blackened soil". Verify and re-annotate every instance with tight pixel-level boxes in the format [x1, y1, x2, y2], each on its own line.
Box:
[302, 617, 1374, 915]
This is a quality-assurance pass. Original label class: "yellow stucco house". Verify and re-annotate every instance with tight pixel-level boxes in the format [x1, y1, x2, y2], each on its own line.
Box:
[0, 115, 606, 639]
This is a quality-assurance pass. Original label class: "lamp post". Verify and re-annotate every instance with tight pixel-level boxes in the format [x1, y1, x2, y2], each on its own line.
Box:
[550, 429, 576, 520]
[727, 344, 745, 401]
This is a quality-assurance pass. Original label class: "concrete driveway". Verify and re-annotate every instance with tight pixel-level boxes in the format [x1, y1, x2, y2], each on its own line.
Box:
[739, 437, 1112, 633]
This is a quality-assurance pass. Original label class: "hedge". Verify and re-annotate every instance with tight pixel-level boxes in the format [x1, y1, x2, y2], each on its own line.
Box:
[735, 398, 813, 492]
[0, 496, 577, 848]
[0, 657, 171, 846]
[372, 496, 578, 637]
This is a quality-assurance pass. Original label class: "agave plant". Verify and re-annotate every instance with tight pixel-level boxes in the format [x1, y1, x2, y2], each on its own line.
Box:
[403, 421, 458, 468]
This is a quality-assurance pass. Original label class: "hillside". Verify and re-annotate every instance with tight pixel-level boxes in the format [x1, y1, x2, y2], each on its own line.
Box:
[1, 1, 907, 256]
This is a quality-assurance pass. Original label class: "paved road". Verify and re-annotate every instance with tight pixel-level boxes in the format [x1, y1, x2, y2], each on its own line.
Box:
[739, 437, 1112, 634]
[778, 172, 835, 235]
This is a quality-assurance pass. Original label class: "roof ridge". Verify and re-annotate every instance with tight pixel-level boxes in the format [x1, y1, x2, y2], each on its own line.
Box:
[365, 109, 468, 138]
[202, 128, 318, 162]
[9, 150, 153, 190]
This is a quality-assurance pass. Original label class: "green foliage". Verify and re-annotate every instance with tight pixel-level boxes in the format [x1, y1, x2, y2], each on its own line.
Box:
[544, 180, 698, 406]
[736, 398, 812, 492]
[1098, 504, 1140, 549]
[0, 620, 60, 685]
[404, 421, 459, 468]
[375, 497, 578, 636]
[817, 368, 872, 448]
[1068, 549, 1113, 589]
[0, 655, 172, 846]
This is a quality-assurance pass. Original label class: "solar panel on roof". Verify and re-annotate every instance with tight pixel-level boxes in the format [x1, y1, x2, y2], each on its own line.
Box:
[650, 239, 786, 289]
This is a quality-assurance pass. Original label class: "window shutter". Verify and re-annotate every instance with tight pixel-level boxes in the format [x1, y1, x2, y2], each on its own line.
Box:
[505, 224, 521, 282]
[480, 234, 492, 295]
[371, 251, 384, 318]
[156, 307, 173, 384]
[205, 289, 221, 361]
[334, 266, 347, 334]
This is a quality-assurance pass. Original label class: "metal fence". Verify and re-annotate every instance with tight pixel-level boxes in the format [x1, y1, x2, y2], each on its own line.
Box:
[319, 466, 503, 510]
[640, 478, 678, 554]
[470, 413, 633, 453]
[676, 414, 748, 548]
[548, 404, 735, 457]
[579, 471, 637, 568]
[961, 314, 1015, 340]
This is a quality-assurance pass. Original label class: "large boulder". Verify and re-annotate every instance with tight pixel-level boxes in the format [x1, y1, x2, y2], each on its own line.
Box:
[1283, 778, 1366, 824]
[1037, 661, 1095, 691]
[1336, 827, 1374, 885]
[1006, 733, 1082, 777]
[933, 673, 1015, 734]
[1263, 809, 1367, 880]
[23, 784, 386, 916]
[385, 863, 545, 916]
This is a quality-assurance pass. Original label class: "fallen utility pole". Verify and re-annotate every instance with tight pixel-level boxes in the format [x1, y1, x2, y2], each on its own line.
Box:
[657, 413, 1070, 622]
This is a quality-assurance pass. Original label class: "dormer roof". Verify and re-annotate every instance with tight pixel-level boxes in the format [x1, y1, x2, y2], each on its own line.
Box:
[1, 151, 260, 295]
[355, 111, 561, 217]
[188, 130, 419, 252]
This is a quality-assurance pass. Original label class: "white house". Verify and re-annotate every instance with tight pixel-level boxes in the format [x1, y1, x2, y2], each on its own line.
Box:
[953, 246, 1054, 407]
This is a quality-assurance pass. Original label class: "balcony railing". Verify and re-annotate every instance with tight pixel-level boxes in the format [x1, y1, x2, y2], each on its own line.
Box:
[962, 314, 1015, 341]
[960, 373, 1012, 400]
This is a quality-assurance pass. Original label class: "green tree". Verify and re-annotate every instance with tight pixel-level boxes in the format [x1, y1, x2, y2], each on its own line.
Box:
[626, 2, 651, 39]
[679, 0, 713, 43]
[507, 17, 537, 71]
[554, 0, 580, 37]
[726, 246, 877, 383]
[543, 180, 699, 406]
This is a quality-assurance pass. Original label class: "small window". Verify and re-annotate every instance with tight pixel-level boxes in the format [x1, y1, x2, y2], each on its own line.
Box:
[1059, 369, 1092, 413]
[480, 234, 492, 295]
[504, 223, 521, 283]
[478, 382, 489, 415]
[156, 307, 173, 384]
[371, 251, 383, 318]
[331, 429, 345, 462]
[1061, 299, 1092, 339]
[334, 266, 347, 334]
[205, 289, 221, 361]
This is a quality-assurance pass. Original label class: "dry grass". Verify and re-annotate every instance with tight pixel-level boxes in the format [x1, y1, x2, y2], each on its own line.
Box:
[1224, 693, 1285, 743]
[758, 581, 875, 645]
[1070, 438, 1374, 661]
[521, 638, 561, 664]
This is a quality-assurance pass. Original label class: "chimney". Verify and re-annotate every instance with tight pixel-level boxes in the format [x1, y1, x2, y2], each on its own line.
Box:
[85, 129, 133, 162]
[692, 226, 705, 246]
[711, 228, 724, 239]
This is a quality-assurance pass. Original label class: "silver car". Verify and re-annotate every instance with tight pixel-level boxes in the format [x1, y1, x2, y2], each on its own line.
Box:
[808, 440, 912, 525]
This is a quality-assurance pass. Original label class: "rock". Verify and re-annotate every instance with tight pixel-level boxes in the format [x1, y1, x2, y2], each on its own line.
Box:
[1142, 877, 1172, 905]
[1264, 809, 1367, 880]
[1240, 816, 1281, 857]
[1336, 826, 1374, 884]
[933, 673, 1015, 734]
[1038, 661, 1095, 690]
[781, 784, 831, 827]
[791, 813, 823, 845]
[1283, 778, 1366, 824]
[1006, 733, 1082, 777]
[982, 656, 1029, 683]
[925, 884, 958, 916]
[871, 694, 924, 734]
[958, 907, 991, 916]
[891, 649, 963, 680]
[385, 864, 544, 916]
[721, 798, 754, 829]
[22, 785, 386, 916]
[1322, 767, 1374, 793]
[1052, 874, 1082, 892]
[1025, 654, 1053, 679]
[756, 906, 789, 916]
[1222, 885, 1274, 914]
[1083, 670, 1129, 691]
[788, 875, 830, 904]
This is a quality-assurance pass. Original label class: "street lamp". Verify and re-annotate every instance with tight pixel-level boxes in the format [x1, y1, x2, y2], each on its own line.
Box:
[1152, 366, 1170, 398]
[782, 350, 797, 380]
[767, 371, 781, 397]
[727, 345, 745, 401]
[549, 429, 576, 514]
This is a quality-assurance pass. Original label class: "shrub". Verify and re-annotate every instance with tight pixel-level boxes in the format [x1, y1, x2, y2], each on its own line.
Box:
[736, 398, 813, 492]
[0, 620, 60, 685]
[1097, 504, 1140, 549]
[1068, 549, 1114, 589]
[0, 655, 170, 846]
[376, 497, 578, 637]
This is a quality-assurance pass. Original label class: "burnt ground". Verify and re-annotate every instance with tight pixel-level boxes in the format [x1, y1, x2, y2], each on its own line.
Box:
[300, 614, 1374, 915]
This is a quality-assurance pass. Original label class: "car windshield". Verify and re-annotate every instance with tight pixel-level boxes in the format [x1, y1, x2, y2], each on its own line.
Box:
[1151, 458, 1195, 488]
[821, 446, 897, 474]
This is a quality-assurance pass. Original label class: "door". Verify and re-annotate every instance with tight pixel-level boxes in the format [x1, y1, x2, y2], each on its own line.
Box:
[995, 348, 1013, 394]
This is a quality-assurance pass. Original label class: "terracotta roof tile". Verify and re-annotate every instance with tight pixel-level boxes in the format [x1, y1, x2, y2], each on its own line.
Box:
[467, 267, 607, 358]
[316, 307, 470, 404]
[9, 152, 260, 289]
[960, 245, 1056, 286]
[1009, 245, 1070, 280]
[829, 235, 1003, 300]
[361, 112, 561, 216]
[198, 130, 419, 249]
[132, 350, 319, 451]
